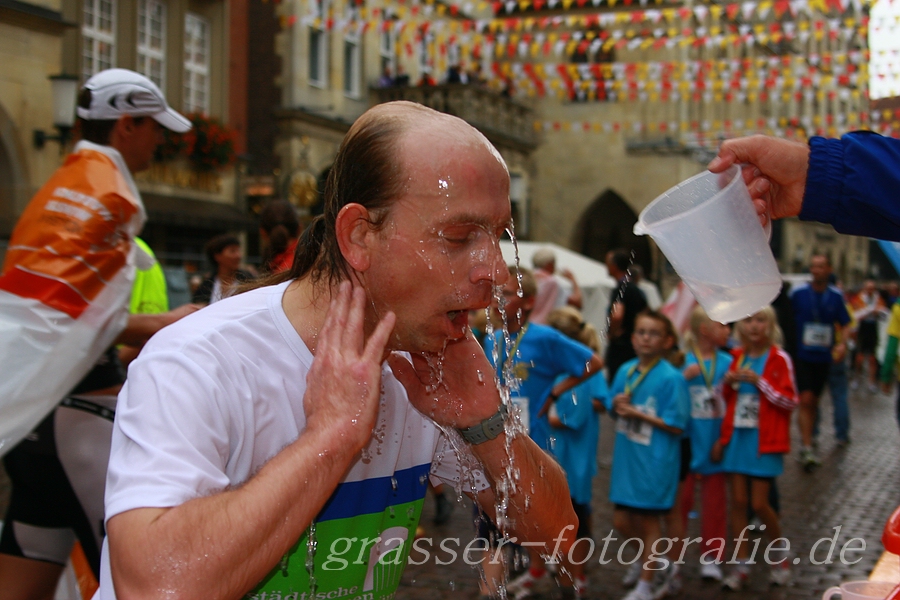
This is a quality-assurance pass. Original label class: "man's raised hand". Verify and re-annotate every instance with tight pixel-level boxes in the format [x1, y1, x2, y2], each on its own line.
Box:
[387, 333, 500, 430]
[303, 282, 395, 453]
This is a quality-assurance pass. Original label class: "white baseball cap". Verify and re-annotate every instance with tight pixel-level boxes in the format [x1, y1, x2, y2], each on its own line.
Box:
[77, 68, 192, 133]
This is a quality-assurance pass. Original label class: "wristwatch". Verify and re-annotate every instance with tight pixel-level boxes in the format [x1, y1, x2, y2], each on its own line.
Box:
[457, 404, 509, 445]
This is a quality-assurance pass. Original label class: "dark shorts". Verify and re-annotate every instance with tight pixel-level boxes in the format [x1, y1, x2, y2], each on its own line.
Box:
[679, 438, 692, 482]
[0, 397, 115, 578]
[749, 475, 776, 485]
[614, 503, 670, 517]
[572, 501, 592, 539]
[795, 359, 831, 396]
[858, 321, 879, 354]
[474, 505, 504, 547]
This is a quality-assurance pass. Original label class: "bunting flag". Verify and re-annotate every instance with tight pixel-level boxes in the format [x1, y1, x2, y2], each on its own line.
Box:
[273, 0, 900, 131]
[530, 109, 900, 139]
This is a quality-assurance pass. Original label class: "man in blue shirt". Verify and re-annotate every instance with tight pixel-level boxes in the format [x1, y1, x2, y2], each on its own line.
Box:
[485, 267, 604, 452]
[484, 266, 604, 599]
[789, 254, 850, 470]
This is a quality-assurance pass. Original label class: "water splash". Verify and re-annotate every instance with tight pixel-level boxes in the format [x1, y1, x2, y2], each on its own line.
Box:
[306, 521, 318, 595]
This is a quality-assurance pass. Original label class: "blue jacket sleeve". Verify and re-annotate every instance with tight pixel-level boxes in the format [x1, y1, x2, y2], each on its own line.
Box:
[801, 132, 900, 241]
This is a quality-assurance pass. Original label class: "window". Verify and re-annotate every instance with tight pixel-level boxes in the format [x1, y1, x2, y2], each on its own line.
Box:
[137, 0, 166, 88]
[183, 13, 209, 113]
[309, 27, 327, 86]
[379, 25, 395, 77]
[83, 0, 116, 80]
[309, 0, 329, 87]
[418, 29, 434, 83]
[343, 33, 360, 97]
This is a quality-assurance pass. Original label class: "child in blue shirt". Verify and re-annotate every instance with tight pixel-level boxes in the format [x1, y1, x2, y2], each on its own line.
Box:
[546, 306, 609, 596]
[608, 310, 690, 600]
[679, 306, 732, 582]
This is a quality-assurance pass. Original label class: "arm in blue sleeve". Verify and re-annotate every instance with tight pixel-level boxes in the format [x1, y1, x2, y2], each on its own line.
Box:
[801, 132, 900, 241]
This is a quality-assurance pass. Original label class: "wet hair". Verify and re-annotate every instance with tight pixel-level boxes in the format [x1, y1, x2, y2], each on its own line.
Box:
[205, 234, 241, 266]
[547, 306, 600, 352]
[259, 200, 301, 271]
[735, 305, 783, 348]
[510, 265, 537, 299]
[257, 103, 434, 290]
[634, 308, 684, 368]
[607, 248, 631, 273]
[76, 88, 145, 145]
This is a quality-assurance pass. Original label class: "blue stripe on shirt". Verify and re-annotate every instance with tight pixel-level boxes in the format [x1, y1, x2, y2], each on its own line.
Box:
[318, 462, 431, 521]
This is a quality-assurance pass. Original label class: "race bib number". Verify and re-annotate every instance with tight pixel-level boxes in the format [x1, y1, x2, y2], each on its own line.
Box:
[803, 322, 833, 348]
[689, 386, 717, 420]
[512, 396, 529, 433]
[734, 393, 760, 428]
[616, 405, 654, 446]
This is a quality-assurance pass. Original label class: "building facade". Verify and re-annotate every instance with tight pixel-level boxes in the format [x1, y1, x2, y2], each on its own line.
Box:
[0, 0, 252, 272]
[262, 0, 538, 236]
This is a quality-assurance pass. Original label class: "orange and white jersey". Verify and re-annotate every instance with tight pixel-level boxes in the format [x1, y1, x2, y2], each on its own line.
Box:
[0, 141, 145, 455]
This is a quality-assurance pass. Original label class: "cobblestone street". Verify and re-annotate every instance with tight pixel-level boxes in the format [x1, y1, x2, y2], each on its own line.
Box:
[397, 384, 900, 600]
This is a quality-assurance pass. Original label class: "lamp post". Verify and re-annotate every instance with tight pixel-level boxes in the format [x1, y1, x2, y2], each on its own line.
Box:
[33, 74, 79, 152]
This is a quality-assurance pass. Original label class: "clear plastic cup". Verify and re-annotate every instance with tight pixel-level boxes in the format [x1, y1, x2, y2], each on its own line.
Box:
[822, 581, 898, 600]
[633, 164, 782, 323]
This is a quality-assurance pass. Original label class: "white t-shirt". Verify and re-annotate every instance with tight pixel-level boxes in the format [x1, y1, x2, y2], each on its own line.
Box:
[95, 281, 485, 599]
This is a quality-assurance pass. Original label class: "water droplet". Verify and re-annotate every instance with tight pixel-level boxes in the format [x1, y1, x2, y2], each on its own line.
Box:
[306, 521, 318, 594]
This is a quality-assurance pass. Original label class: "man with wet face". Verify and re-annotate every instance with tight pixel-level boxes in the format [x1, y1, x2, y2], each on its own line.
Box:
[95, 102, 578, 599]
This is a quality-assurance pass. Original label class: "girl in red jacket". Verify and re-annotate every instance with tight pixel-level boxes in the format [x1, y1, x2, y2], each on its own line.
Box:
[711, 306, 799, 591]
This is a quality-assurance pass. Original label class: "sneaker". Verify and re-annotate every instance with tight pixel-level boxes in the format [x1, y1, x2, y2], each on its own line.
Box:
[652, 569, 682, 599]
[699, 562, 723, 581]
[621, 586, 654, 600]
[506, 568, 543, 600]
[798, 447, 820, 472]
[721, 569, 749, 591]
[622, 562, 642, 587]
[770, 562, 792, 586]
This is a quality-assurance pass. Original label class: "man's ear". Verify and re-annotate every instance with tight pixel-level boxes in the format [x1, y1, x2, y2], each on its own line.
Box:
[335, 203, 374, 272]
[110, 115, 136, 146]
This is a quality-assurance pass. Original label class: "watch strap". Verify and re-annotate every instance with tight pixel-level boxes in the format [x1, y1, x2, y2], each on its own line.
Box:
[457, 404, 508, 445]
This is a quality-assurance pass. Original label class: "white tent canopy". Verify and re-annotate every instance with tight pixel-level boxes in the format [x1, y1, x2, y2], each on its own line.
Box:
[499, 241, 618, 342]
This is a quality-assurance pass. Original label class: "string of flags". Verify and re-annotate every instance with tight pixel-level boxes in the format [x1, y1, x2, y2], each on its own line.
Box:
[270, 0, 900, 134]
[532, 109, 900, 138]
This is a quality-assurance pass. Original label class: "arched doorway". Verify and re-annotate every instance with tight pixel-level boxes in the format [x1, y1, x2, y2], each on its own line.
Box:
[575, 189, 652, 277]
